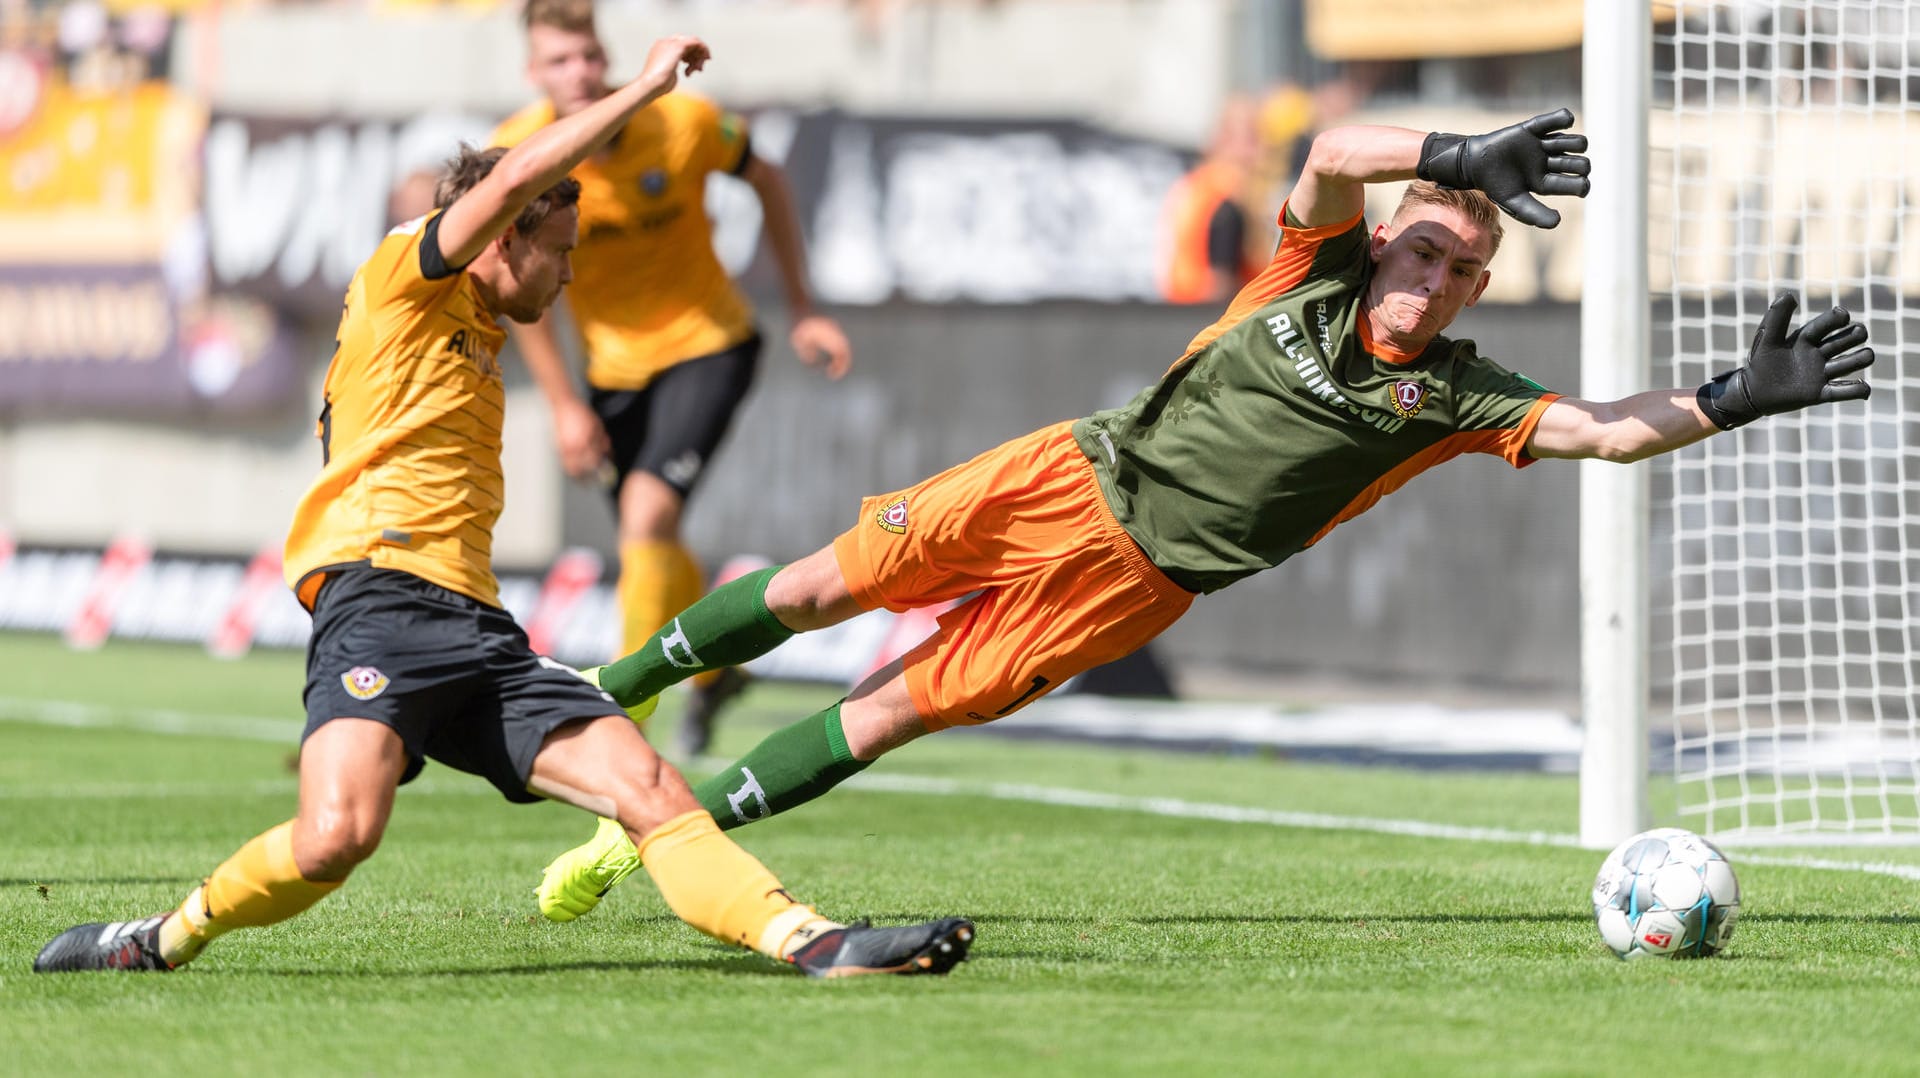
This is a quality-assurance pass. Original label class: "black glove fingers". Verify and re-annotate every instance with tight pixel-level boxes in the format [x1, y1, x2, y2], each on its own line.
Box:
[1546, 154, 1591, 176]
[1816, 321, 1869, 357]
[1536, 174, 1591, 198]
[1540, 134, 1589, 155]
[1757, 292, 1799, 345]
[1820, 379, 1872, 404]
[1794, 305, 1850, 347]
[1501, 194, 1561, 229]
[1522, 108, 1576, 135]
[1824, 345, 1875, 380]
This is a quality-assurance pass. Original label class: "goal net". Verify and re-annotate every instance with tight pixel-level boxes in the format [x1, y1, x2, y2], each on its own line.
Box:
[1650, 0, 1920, 842]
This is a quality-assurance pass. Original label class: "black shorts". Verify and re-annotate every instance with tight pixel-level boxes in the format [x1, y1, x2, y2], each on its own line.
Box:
[301, 566, 620, 803]
[589, 332, 762, 502]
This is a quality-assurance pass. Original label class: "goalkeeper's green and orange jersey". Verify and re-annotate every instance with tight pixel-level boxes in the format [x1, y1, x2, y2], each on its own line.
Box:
[1073, 205, 1559, 594]
[284, 210, 510, 609]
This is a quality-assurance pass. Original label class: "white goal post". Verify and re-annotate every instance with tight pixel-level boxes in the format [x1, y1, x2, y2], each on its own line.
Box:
[1582, 0, 1920, 847]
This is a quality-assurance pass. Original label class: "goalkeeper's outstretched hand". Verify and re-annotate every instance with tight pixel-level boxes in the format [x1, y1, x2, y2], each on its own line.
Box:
[1417, 108, 1590, 229]
[1697, 293, 1875, 430]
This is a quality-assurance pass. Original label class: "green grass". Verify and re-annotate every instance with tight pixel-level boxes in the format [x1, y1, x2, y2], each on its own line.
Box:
[3, 634, 1919, 1076]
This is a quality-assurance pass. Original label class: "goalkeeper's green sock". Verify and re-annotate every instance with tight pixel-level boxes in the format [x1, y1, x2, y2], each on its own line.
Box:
[596, 566, 793, 708]
[693, 703, 870, 830]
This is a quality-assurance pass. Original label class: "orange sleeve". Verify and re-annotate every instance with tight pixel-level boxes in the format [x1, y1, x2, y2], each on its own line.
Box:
[1177, 199, 1365, 363]
[1488, 394, 1562, 469]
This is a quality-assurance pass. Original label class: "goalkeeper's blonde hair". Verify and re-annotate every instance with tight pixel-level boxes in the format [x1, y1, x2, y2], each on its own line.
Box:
[1392, 180, 1505, 260]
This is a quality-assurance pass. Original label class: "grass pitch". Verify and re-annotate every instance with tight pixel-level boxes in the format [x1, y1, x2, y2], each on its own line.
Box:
[3, 634, 1919, 1076]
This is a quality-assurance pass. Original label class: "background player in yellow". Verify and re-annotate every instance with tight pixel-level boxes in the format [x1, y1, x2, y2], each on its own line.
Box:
[32, 34, 972, 980]
[494, 0, 853, 756]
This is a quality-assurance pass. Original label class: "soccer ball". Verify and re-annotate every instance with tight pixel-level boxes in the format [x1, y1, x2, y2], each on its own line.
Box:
[1590, 827, 1740, 960]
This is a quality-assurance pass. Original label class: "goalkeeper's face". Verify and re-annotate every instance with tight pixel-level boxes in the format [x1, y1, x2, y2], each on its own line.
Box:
[1364, 207, 1494, 351]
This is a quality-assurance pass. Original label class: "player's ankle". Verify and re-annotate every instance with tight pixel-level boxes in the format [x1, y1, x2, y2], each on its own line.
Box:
[767, 910, 843, 960]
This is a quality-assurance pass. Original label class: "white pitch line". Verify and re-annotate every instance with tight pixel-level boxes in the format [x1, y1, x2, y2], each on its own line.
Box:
[0, 696, 294, 742]
[8, 695, 1920, 881]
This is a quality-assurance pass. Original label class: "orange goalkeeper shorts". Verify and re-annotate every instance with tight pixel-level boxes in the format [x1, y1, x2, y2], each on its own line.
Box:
[832, 421, 1194, 730]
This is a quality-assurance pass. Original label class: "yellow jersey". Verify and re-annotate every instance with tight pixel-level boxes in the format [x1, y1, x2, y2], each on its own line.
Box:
[492, 92, 756, 390]
[284, 211, 511, 609]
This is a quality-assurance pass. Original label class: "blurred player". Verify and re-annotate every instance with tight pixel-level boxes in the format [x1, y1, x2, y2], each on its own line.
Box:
[493, 0, 852, 757]
[33, 35, 971, 979]
[532, 109, 1875, 923]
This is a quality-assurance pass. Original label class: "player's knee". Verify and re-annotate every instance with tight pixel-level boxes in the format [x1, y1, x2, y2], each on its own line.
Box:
[294, 805, 387, 880]
[766, 551, 858, 631]
[606, 758, 698, 838]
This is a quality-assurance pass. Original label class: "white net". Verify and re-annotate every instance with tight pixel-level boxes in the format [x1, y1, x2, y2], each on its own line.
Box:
[1651, 0, 1920, 841]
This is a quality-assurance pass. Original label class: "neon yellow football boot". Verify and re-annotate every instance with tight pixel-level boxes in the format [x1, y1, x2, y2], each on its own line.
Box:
[534, 666, 655, 922]
[536, 814, 642, 922]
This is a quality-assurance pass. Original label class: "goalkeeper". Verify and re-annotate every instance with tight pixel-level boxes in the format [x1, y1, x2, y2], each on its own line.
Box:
[532, 109, 1876, 922]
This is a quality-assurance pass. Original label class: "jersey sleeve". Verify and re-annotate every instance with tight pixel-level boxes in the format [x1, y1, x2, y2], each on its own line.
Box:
[360, 210, 463, 307]
[1178, 200, 1366, 360]
[689, 96, 753, 177]
[1448, 346, 1560, 467]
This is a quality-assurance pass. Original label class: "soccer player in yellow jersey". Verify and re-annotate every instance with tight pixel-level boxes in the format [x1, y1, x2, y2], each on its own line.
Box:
[32, 35, 971, 979]
[493, 0, 852, 756]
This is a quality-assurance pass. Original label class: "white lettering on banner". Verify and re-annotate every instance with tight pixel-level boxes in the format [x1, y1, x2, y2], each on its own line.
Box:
[811, 123, 1185, 305]
[810, 122, 892, 305]
[0, 550, 97, 632]
[0, 281, 172, 363]
[204, 113, 493, 295]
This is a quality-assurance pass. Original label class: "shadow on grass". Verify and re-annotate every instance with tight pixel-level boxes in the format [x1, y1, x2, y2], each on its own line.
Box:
[5, 877, 192, 887]
[890, 911, 1920, 927]
[235, 956, 794, 978]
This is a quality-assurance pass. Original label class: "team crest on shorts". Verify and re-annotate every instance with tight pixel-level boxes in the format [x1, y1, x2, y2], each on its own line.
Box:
[1389, 380, 1429, 419]
[341, 666, 390, 701]
[876, 496, 909, 534]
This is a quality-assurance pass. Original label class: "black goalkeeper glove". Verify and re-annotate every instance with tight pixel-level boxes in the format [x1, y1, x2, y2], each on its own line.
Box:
[1417, 108, 1591, 229]
[1696, 293, 1875, 430]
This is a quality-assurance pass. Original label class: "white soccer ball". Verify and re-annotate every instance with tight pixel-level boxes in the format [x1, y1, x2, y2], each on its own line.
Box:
[1590, 827, 1740, 960]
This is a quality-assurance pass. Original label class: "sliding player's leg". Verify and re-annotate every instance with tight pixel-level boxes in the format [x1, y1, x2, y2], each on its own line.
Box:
[590, 553, 854, 713]
[528, 712, 971, 977]
[34, 718, 406, 973]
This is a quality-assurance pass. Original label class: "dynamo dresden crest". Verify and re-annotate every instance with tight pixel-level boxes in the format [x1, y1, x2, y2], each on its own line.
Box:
[1389, 379, 1429, 420]
[876, 496, 909, 534]
[341, 666, 390, 701]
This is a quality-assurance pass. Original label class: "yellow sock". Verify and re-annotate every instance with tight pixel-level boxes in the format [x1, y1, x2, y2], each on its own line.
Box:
[618, 540, 705, 658]
[635, 810, 838, 959]
[156, 820, 342, 966]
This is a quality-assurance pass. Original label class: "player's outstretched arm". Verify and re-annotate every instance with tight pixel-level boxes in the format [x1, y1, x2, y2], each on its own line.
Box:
[1529, 293, 1875, 463]
[742, 156, 852, 379]
[436, 35, 711, 268]
[1417, 108, 1590, 228]
[1287, 110, 1589, 230]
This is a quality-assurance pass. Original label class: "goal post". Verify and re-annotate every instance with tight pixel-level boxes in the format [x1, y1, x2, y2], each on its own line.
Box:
[1584, 0, 1920, 846]
[1579, 0, 1653, 849]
